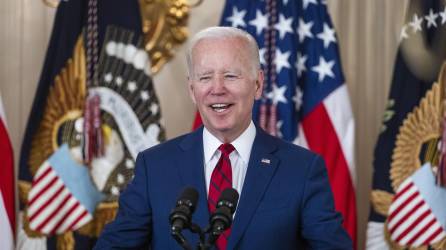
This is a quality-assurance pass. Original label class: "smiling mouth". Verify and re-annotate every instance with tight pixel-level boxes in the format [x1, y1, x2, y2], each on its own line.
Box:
[210, 103, 233, 113]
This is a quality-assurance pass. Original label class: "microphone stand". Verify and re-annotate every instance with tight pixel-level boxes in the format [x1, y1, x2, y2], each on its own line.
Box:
[190, 223, 207, 250]
[171, 230, 193, 250]
[172, 222, 210, 250]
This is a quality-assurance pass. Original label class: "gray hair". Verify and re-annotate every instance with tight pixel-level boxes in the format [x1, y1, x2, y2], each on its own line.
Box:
[186, 26, 261, 78]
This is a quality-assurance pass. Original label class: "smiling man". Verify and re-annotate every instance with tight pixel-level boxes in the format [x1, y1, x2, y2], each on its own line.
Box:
[95, 27, 352, 250]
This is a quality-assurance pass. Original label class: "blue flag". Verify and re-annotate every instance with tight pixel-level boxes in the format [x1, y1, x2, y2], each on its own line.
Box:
[367, 0, 446, 249]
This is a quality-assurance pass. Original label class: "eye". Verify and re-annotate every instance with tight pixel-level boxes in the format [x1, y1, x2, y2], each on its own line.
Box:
[198, 76, 211, 82]
[224, 74, 238, 80]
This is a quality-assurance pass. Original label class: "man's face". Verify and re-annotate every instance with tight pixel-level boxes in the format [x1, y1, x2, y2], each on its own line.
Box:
[188, 37, 263, 142]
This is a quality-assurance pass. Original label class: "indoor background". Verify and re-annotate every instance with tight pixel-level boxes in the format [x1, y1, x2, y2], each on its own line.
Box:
[0, 0, 408, 248]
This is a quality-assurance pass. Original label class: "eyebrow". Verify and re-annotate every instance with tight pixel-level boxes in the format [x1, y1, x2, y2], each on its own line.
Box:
[222, 69, 242, 75]
[195, 68, 213, 74]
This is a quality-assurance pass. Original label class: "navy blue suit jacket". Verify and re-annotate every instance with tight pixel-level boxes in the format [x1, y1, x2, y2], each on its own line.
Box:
[95, 127, 352, 249]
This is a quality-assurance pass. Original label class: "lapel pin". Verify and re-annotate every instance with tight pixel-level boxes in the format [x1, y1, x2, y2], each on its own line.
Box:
[261, 158, 271, 164]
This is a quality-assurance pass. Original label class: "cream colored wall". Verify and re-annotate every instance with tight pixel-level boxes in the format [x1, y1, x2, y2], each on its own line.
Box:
[0, 0, 407, 248]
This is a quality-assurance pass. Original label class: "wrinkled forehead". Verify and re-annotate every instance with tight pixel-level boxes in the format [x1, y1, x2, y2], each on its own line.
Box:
[191, 36, 248, 57]
[190, 37, 256, 73]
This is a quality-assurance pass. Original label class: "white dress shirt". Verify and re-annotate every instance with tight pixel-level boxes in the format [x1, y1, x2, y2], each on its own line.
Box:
[203, 121, 256, 197]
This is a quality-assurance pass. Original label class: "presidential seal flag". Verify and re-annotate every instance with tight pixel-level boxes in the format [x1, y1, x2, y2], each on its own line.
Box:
[367, 1, 446, 249]
[17, 0, 172, 249]
[192, 0, 357, 245]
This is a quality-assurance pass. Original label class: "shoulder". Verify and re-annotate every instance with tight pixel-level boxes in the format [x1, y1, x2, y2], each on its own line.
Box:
[138, 132, 192, 159]
[140, 129, 203, 158]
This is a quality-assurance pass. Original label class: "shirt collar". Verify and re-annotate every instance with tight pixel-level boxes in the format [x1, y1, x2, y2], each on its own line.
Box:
[203, 121, 256, 164]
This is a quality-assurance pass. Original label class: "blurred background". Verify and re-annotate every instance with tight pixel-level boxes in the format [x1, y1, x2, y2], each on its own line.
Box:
[2, 0, 439, 249]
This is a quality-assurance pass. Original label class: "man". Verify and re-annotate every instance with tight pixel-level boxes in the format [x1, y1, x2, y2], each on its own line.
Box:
[95, 26, 352, 249]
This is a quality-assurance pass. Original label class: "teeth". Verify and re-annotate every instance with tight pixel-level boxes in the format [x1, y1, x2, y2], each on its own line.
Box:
[211, 104, 228, 108]
[211, 103, 230, 112]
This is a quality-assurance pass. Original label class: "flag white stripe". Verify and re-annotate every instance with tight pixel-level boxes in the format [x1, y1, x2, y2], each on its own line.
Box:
[395, 177, 412, 193]
[366, 222, 390, 250]
[388, 184, 417, 214]
[0, 95, 7, 125]
[33, 162, 51, 180]
[387, 196, 429, 230]
[34, 187, 70, 219]
[40, 195, 77, 234]
[388, 195, 423, 232]
[0, 191, 14, 250]
[411, 220, 444, 246]
[293, 124, 309, 148]
[72, 212, 93, 230]
[30, 188, 71, 232]
[430, 230, 446, 245]
[323, 85, 355, 185]
[392, 213, 434, 242]
[390, 198, 428, 240]
[55, 203, 86, 233]
[391, 203, 429, 242]
[28, 178, 64, 218]
[28, 167, 57, 202]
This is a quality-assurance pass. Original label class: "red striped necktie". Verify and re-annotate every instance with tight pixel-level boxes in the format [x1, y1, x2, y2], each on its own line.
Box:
[208, 143, 235, 250]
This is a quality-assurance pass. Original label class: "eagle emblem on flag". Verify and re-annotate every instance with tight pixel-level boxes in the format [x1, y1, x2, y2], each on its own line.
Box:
[369, 78, 446, 249]
[18, 26, 165, 245]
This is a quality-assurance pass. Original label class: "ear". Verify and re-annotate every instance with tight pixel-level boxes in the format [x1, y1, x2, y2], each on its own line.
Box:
[188, 78, 197, 105]
[254, 70, 264, 100]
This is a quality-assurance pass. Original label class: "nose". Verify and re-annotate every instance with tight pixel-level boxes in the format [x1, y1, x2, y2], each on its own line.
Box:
[210, 75, 226, 95]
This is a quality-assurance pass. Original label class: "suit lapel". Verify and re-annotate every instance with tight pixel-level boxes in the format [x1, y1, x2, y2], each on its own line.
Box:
[227, 129, 279, 249]
[176, 127, 210, 228]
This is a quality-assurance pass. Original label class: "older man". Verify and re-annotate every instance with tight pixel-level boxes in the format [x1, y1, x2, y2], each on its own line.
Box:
[95, 26, 352, 249]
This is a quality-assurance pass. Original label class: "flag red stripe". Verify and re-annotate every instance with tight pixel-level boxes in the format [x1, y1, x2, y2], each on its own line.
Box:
[35, 193, 72, 232]
[301, 103, 357, 246]
[28, 175, 59, 206]
[0, 117, 15, 235]
[422, 227, 444, 245]
[32, 167, 52, 186]
[388, 191, 419, 221]
[192, 111, 202, 130]
[68, 209, 89, 230]
[389, 199, 424, 233]
[393, 182, 414, 201]
[29, 184, 65, 222]
[400, 216, 436, 243]
[51, 201, 81, 234]
[392, 209, 430, 241]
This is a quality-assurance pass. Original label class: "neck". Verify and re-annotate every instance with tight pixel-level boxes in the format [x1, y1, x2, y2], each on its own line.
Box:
[207, 121, 252, 144]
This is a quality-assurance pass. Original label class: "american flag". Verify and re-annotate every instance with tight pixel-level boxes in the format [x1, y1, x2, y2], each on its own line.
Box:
[27, 144, 104, 235]
[193, 0, 357, 244]
[0, 93, 15, 250]
[387, 163, 446, 247]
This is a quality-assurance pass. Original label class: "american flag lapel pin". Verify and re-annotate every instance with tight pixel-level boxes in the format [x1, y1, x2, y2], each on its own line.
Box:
[261, 158, 271, 165]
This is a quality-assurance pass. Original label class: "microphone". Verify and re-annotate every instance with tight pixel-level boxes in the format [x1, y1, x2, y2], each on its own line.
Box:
[169, 187, 199, 233]
[207, 188, 239, 245]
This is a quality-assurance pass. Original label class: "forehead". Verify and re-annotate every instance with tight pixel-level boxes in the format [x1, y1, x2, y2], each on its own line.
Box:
[192, 37, 249, 61]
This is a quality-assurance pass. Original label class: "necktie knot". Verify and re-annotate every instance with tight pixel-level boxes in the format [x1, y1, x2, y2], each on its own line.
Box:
[218, 143, 235, 157]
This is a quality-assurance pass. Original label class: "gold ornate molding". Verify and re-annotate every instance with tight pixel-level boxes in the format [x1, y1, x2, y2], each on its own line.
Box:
[42, 0, 190, 74]
[139, 0, 189, 74]
[42, 0, 59, 8]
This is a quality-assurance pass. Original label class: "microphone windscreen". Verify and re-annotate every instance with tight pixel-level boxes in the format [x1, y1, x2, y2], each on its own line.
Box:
[218, 188, 239, 213]
[177, 187, 199, 211]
